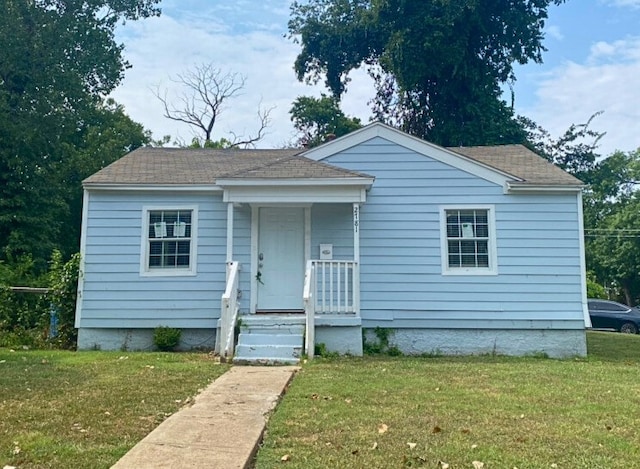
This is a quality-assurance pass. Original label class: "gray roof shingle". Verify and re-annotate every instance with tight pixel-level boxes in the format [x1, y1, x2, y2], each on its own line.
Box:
[448, 144, 583, 186]
[83, 147, 371, 185]
[84, 143, 581, 187]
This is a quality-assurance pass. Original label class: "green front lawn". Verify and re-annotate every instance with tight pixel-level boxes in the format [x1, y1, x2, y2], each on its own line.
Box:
[256, 332, 640, 468]
[2, 332, 639, 469]
[0, 349, 228, 468]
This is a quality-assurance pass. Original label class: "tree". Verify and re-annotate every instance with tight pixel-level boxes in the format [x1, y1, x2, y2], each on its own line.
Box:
[288, 0, 565, 146]
[0, 0, 158, 269]
[519, 112, 605, 183]
[290, 94, 362, 147]
[154, 64, 273, 148]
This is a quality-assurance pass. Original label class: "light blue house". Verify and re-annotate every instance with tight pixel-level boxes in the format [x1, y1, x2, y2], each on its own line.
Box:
[75, 123, 589, 360]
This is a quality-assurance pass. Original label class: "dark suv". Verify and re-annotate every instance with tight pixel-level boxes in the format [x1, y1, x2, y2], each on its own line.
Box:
[588, 299, 640, 334]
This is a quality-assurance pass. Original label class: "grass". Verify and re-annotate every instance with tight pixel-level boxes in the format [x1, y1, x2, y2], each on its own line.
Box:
[255, 331, 640, 468]
[0, 348, 228, 469]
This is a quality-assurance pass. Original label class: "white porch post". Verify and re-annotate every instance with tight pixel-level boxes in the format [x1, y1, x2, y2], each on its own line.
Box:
[353, 203, 360, 261]
[226, 202, 234, 265]
[353, 203, 361, 315]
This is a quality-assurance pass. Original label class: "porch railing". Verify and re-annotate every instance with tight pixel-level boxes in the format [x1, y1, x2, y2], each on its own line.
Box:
[219, 261, 240, 360]
[303, 260, 315, 359]
[312, 260, 359, 314]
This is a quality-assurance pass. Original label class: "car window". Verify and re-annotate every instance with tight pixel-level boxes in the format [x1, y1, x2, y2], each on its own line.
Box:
[589, 301, 629, 312]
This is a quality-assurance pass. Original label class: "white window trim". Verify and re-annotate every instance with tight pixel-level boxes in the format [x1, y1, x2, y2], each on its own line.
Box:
[439, 205, 498, 276]
[140, 205, 198, 277]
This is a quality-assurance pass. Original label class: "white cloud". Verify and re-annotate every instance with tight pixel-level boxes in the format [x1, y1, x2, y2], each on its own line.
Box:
[546, 25, 564, 41]
[602, 0, 640, 8]
[523, 37, 640, 155]
[111, 10, 372, 148]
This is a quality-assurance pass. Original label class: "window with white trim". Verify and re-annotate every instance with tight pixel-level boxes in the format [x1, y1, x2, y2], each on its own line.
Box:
[141, 207, 197, 275]
[440, 206, 497, 275]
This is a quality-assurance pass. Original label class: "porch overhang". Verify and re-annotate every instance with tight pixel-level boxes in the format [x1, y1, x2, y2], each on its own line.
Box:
[217, 177, 374, 204]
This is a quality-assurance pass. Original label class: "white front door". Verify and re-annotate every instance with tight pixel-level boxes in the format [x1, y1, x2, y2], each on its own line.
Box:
[257, 207, 305, 310]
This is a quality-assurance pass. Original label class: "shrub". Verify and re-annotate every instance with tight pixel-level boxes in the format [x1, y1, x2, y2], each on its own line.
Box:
[47, 250, 81, 348]
[153, 326, 182, 351]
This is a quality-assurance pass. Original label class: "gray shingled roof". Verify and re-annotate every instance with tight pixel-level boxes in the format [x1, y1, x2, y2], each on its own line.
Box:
[448, 144, 583, 186]
[84, 143, 581, 187]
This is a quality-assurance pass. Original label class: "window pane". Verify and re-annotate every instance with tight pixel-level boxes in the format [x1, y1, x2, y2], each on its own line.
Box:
[445, 209, 491, 270]
[147, 210, 192, 270]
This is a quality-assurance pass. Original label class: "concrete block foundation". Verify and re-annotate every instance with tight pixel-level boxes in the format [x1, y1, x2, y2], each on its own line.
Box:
[363, 328, 587, 358]
[77, 328, 217, 351]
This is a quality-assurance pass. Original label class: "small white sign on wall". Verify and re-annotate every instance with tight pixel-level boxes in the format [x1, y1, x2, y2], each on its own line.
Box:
[319, 244, 333, 260]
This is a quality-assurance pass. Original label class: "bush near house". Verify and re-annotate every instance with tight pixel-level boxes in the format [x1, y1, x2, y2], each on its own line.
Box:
[0, 250, 79, 349]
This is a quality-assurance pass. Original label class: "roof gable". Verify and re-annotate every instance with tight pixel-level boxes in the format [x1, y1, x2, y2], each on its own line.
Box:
[302, 122, 582, 189]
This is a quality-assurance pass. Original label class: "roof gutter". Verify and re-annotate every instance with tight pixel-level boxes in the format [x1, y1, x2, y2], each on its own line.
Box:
[83, 183, 221, 192]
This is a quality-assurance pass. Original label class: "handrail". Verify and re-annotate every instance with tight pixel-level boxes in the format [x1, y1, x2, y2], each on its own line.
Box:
[303, 260, 315, 359]
[219, 261, 240, 359]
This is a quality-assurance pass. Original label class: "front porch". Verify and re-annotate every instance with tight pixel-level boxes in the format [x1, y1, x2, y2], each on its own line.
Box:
[213, 162, 373, 362]
[217, 258, 364, 363]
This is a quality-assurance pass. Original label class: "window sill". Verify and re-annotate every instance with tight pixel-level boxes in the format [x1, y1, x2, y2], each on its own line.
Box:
[140, 269, 197, 277]
[441, 268, 498, 276]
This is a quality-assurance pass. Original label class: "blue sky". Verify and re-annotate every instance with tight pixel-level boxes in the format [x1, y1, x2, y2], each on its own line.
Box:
[112, 0, 640, 155]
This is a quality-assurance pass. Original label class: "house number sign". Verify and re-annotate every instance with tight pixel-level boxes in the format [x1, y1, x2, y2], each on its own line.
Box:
[353, 204, 359, 233]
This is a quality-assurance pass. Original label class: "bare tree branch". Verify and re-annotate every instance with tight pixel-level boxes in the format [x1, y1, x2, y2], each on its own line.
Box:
[228, 104, 274, 148]
[152, 63, 268, 146]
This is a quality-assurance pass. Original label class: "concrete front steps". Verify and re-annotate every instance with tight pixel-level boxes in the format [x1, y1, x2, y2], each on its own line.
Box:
[233, 314, 305, 365]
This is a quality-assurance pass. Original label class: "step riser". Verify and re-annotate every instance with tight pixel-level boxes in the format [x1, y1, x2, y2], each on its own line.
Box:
[240, 326, 304, 335]
[235, 344, 302, 360]
[238, 333, 303, 347]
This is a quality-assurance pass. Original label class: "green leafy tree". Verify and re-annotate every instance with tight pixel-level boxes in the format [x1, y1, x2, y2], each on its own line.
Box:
[290, 94, 362, 147]
[289, 0, 565, 146]
[584, 148, 640, 304]
[0, 0, 158, 268]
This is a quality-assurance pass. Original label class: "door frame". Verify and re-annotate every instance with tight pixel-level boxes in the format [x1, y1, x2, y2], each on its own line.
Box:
[250, 204, 311, 313]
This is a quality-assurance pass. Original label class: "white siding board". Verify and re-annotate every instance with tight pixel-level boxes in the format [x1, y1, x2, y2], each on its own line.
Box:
[323, 137, 584, 329]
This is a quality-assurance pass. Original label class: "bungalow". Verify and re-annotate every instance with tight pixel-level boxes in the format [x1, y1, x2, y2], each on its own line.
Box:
[75, 123, 588, 361]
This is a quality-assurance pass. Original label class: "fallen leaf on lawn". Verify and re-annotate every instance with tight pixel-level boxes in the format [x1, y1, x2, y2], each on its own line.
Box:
[378, 423, 388, 434]
[438, 461, 450, 469]
[407, 442, 416, 449]
[432, 425, 442, 433]
[371, 442, 378, 450]
[280, 454, 290, 462]
[472, 461, 484, 469]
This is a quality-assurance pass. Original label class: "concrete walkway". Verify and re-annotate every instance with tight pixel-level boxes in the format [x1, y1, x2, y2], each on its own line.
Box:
[111, 366, 299, 469]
